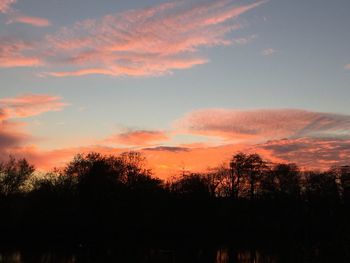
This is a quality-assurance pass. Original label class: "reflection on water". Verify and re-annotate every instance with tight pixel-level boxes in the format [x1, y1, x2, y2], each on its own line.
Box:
[0, 246, 344, 263]
[216, 248, 278, 263]
[0, 251, 22, 263]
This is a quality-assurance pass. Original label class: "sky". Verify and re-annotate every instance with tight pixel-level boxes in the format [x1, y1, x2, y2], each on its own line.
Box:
[1, 0, 350, 178]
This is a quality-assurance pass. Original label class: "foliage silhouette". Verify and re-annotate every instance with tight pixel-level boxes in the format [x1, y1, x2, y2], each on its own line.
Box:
[0, 156, 34, 196]
[0, 151, 350, 257]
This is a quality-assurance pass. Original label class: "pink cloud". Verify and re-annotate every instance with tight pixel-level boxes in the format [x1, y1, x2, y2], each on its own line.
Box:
[0, 0, 15, 13]
[0, 94, 68, 119]
[174, 109, 350, 142]
[0, 93, 68, 164]
[141, 136, 350, 177]
[1, 0, 51, 27]
[47, 57, 208, 77]
[345, 64, 350, 70]
[43, 0, 266, 77]
[106, 130, 169, 146]
[256, 137, 350, 170]
[10, 15, 51, 27]
[0, 38, 42, 68]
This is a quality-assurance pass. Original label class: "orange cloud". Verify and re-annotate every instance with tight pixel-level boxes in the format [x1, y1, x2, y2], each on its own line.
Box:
[0, 94, 67, 119]
[106, 130, 169, 146]
[10, 15, 51, 27]
[44, 0, 266, 77]
[8, 136, 350, 179]
[3, 107, 350, 179]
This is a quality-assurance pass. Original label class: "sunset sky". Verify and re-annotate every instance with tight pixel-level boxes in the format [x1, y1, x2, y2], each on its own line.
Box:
[1, 0, 350, 178]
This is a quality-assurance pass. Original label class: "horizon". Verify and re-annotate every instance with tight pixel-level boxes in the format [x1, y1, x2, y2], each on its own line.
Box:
[1, 0, 350, 178]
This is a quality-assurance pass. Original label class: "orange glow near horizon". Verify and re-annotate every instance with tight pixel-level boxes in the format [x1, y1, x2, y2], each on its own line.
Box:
[1, 95, 350, 179]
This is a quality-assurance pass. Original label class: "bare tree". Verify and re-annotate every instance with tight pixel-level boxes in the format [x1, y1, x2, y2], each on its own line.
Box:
[0, 156, 35, 196]
[229, 153, 268, 199]
[206, 164, 227, 197]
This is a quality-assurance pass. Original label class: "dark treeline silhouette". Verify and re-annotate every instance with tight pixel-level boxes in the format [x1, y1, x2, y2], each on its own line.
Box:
[1, 152, 350, 258]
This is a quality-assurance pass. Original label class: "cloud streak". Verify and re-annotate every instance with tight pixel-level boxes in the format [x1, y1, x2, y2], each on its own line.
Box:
[175, 108, 350, 142]
[9, 14, 51, 27]
[1, 0, 51, 27]
[0, 94, 67, 119]
[0, 38, 42, 68]
[257, 137, 350, 170]
[43, 0, 266, 77]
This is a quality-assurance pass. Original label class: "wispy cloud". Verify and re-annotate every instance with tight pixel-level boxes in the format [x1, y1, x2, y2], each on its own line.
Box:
[1, 0, 51, 27]
[8, 14, 51, 27]
[43, 0, 266, 77]
[0, 94, 67, 119]
[175, 108, 350, 142]
[257, 137, 350, 170]
[261, 48, 278, 56]
[166, 108, 350, 172]
[0, 38, 42, 68]
[0, 93, 68, 162]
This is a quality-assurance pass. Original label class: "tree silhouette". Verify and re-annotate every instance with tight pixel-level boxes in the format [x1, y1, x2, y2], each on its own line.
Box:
[170, 173, 211, 198]
[0, 150, 350, 255]
[206, 164, 227, 197]
[303, 171, 339, 203]
[229, 153, 268, 199]
[274, 163, 300, 198]
[0, 156, 35, 196]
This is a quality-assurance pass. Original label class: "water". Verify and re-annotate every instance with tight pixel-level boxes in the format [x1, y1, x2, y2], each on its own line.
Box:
[0, 246, 346, 263]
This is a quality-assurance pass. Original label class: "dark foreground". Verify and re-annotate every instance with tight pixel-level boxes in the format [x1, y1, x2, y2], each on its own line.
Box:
[1, 245, 350, 263]
[1, 153, 350, 262]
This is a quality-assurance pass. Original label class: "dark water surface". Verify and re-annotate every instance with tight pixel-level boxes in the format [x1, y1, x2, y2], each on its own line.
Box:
[0, 246, 348, 263]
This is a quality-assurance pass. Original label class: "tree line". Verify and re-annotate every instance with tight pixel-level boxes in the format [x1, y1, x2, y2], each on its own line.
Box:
[1, 151, 350, 250]
[1, 152, 350, 202]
